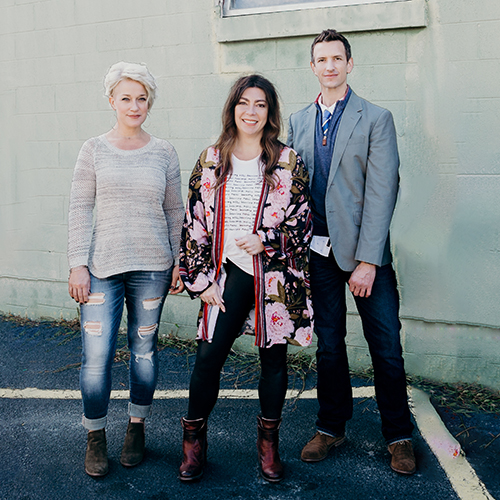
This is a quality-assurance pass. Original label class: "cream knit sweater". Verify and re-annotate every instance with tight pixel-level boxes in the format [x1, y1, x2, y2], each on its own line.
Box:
[68, 134, 184, 278]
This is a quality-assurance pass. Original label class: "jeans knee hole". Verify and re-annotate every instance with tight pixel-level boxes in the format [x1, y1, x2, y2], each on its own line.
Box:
[83, 321, 102, 336]
[142, 297, 163, 310]
[86, 293, 105, 305]
[138, 324, 157, 339]
[134, 351, 154, 365]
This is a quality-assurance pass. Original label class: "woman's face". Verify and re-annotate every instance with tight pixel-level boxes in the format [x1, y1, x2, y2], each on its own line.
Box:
[109, 79, 149, 129]
[234, 87, 268, 140]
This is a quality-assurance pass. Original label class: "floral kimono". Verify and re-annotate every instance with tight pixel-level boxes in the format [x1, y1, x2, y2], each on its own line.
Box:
[179, 146, 314, 348]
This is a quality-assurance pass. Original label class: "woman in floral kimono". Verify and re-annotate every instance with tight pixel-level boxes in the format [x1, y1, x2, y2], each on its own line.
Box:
[178, 75, 313, 483]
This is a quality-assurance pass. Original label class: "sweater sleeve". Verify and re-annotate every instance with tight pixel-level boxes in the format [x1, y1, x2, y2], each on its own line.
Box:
[162, 142, 185, 267]
[67, 138, 96, 270]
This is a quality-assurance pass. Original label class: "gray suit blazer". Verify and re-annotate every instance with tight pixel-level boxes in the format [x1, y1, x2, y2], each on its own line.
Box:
[287, 90, 399, 272]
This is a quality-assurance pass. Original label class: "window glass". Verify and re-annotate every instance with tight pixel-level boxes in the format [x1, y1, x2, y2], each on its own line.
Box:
[223, 0, 402, 17]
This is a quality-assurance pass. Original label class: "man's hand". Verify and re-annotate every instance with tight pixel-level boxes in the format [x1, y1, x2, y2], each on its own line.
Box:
[348, 262, 376, 298]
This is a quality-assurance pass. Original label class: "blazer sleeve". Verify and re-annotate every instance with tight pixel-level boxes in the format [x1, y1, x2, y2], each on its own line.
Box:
[354, 109, 399, 266]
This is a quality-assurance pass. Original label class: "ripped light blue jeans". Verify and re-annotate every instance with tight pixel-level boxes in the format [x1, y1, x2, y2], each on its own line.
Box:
[79, 269, 172, 431]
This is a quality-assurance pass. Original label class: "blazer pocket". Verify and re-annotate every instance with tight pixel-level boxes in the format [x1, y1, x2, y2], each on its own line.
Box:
[353, 211, 362, 226]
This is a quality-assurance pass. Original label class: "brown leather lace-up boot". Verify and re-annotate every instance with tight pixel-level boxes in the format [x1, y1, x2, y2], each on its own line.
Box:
[257, 416, 284, 483]
[178, 417, 207, 482]
[300, 431, 346, 462]
[388, 439, 416, 475]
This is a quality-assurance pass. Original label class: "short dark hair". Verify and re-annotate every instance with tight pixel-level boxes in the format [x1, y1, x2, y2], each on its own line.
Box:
[311, 29, 352, 63]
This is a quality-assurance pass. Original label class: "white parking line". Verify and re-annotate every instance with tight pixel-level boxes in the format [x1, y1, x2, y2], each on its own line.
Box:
[1, 385, 494, 499]
[411, 388, 495, 500]
[0, 386, 374, 400]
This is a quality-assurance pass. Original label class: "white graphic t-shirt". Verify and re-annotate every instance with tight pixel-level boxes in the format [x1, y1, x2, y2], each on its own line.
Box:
[223, 154, 263, 276]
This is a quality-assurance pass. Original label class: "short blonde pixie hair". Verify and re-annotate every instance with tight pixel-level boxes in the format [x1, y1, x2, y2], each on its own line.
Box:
[104, 61, 157, 109]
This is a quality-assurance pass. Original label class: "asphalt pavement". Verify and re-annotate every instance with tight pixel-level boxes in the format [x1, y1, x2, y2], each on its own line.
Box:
[0, 315, 498, 500]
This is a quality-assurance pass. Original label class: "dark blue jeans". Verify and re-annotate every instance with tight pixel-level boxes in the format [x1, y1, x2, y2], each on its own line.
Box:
[310, 251, 414, 443]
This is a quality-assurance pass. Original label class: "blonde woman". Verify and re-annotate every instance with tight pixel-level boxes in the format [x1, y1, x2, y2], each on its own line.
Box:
[68, 62, 184, 477]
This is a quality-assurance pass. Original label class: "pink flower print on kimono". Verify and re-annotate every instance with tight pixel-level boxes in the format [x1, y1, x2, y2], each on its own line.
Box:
[191, 201, 209, 245]
[265, 271, 285, 299]
[265, 302, 294, 343]
[200, 168, 216, 203]
[262, 170, 293, 227]
[287, 326, 313, 347]
[189, 267, 216, 294]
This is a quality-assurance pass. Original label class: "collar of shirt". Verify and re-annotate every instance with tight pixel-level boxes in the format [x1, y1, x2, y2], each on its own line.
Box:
[315, 86, 350, 115]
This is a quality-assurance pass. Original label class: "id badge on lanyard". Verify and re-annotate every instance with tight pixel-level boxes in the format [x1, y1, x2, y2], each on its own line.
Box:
[310, 235, 331, 257]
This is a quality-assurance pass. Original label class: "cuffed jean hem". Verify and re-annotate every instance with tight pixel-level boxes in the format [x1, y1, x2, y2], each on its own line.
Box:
[129, 402, 152, 419]
[387, 436, 413, 446]
[317, 427, 345, 438]
[82, 414, 107, 431]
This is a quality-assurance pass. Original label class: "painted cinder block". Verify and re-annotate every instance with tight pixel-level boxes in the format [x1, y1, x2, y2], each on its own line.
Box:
[438, 1, 500, 24]
[404, 320, 500, 390]
[55, 82, 101, 113]
[275, 37, 311, 70]
[73, 0, 166, 26]
[143, 14, 194, 48]
[221, 40, 277, 73]
[0, 3, 35, 35]
[33, 0, 75, 30]
[96, 20, 143, 52]
[16, 85, 56, 115]
[15, 29, 55, 60]
[53, 25, 98, 57]
[163, 43, 217, 77]
[0, 33, 15, 61]
[351, 30, 408, 66]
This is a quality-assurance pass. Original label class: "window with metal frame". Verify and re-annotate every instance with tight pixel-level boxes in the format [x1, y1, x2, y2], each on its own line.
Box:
[221, 0, 404, 17]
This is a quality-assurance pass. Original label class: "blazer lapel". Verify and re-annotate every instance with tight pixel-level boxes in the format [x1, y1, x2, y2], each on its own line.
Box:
[327, 92, 362, 188]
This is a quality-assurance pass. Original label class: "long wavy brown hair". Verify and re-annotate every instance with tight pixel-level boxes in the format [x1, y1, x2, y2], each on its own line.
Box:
[213, 74, 282, 190]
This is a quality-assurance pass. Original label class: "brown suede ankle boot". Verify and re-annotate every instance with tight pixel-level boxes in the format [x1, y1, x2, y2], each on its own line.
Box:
[85, 429, 108, 477]
[120, 419, 145, 467]
[178, 417, 207, 482]
[257, 416, 284, 483]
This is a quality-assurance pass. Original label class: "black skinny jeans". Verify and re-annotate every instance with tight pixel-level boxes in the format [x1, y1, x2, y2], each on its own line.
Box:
[187, 260, 288, 420]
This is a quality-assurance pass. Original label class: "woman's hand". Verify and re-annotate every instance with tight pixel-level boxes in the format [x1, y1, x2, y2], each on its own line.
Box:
[68, 266, 91, 304]
[169, 265, 185, 295]
[235, 234, 264, 256]
[200, 282, 226, 312]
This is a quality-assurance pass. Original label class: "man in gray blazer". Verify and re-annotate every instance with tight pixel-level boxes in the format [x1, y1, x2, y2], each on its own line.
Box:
[287, 29, 415, 475]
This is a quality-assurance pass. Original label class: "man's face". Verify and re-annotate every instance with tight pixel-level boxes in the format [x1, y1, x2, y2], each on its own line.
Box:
[310, 41, 353, 93]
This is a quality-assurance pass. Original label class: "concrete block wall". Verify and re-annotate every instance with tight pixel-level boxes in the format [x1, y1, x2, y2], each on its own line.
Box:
[1, 0, 500, 389]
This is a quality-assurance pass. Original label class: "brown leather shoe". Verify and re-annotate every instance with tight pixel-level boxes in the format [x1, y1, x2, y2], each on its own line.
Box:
[179, 417, 207, 482]
[388, 440, 416, 475]
[85, 429, 108, 477]
[301, 431, 346, 462]
[120, 420, 145, 467]
[257, 416, 284, 483]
